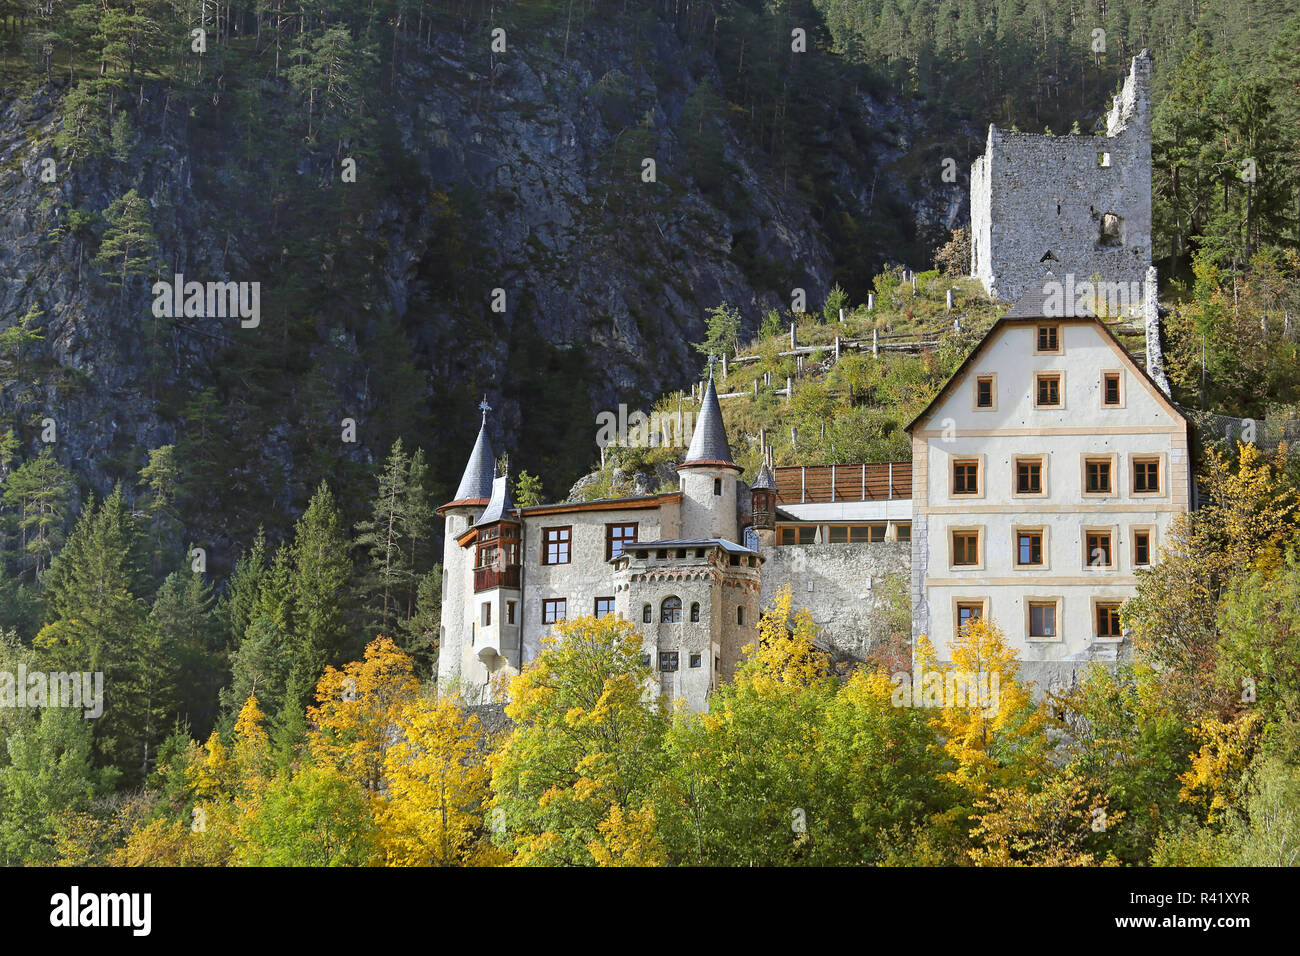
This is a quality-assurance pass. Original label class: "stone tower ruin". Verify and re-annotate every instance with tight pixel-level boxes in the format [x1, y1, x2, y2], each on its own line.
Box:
[970, 51, 1152, 304]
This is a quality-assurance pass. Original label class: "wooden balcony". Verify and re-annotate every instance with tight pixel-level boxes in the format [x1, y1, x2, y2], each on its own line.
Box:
[474, 565, 520, 592]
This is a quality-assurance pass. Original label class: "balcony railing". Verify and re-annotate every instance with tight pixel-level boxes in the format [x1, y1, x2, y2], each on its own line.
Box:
[474, 565, 520, 592]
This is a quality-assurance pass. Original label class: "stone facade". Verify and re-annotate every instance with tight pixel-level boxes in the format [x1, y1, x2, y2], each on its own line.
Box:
[971, 52, 1152, 304]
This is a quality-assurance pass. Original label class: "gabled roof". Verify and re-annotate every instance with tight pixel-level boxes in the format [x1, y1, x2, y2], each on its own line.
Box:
[680, 371, 740, 471]
[907, 278, 1185, 433]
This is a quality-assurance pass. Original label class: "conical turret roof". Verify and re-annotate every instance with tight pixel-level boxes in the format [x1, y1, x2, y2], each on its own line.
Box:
[445, 400, 495, 508]
[474, 473, 516, 527]
[680, 367, 739, 470]
[751, 463, 776, 490]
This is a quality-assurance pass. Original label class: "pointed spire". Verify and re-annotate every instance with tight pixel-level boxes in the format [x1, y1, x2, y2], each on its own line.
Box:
[681, 360, 737, 469]
[449, 401, 495, 504]
[752, 462, 776, 490]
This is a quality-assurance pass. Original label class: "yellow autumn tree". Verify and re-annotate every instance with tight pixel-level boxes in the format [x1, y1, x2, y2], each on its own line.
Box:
[187, 731, 235, 801]
[378, 695, 492, 866]
[742, 585, 832, 690]
[1178, 711, 1265, 822]
[969, 769, 1123, 867]
[307, 636, 420, 791]
[915, 617, 1045, 798]
[232, 695, 273, 795]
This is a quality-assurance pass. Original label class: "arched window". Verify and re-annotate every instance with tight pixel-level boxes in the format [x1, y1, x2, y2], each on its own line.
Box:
[642, 604, 652, 624]
[690, 602, 700, 623]
[661, 596, 682, 623]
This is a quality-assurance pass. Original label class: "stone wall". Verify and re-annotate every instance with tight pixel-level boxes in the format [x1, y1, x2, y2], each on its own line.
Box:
[971, 52, 1151, 303]
[760, 541, 911, 660]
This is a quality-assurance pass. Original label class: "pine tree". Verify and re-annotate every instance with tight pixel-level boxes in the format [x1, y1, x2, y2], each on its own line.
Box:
[92, 188, 159, 300]
[1, 447, 74, 580]
[355, 439, 412, 638]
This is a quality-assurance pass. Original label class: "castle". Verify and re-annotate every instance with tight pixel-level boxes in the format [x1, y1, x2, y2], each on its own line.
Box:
[970, 52, 1152, 304]
[435, 52, 1179, 709]
[437, 283, 1188, 707]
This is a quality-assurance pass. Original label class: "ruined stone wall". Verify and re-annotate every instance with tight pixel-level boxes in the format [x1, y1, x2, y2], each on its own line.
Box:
[760, 542, 911, 660]
[971, 53, 1152, 303]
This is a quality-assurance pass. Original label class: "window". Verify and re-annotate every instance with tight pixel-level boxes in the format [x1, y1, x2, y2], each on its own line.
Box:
[737, 606, 745, 626]
[640, 654, 651, 667]
[1028, 601, 1058, 639]
[975, 374, 996, 409]
[1036, 324, 1060, 353]
[481, 602, 491, 627]
[1017, 531, 1044, 566]
[1102, 372, 1123, 407]
[1086, 530, 1114, 568]
[895, 522, 912, 542]
[1100, 212, 1122, 245]
[1098, 151, 1111, 167]
[952, 530, 980, 567]
[1097, 602, 1123, 638]
[827, 525, 884, 543]
[1133, 529, 1152, 567]
[713, 478, 722, 496]
[690, 602, 700, 623]
[594, 596, 615, 618]
[659, 652, 679, 672]
[953, 460, 980, 495]
[606, 522, 638, 561]
[542, 526, 571, 564]
[779, 526, 817, 545]
[1016, 458, 1043, 495]
[642, 604, 652, 624]
[1035, 372, 1062, 407]
[542, 598, 567, 624]
[1133, 457, 1161, 494]
[690, 653, 702, 668]
[956, 602, 983, 633]
[506, 601, 516, 625]
[1085, 458, 1112, 494]
[661, 596, 682, 623]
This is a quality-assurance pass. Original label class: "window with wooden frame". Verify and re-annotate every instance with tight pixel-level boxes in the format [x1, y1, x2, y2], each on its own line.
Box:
[895, 522, 912, 542]
[594, 596, 615, 618]
[1027, 599, 1059, 639]
[506, 601, 516, 625]
[1102, 371, 1124, 407]
[1085, 529, 1114, 569]
[955, 601, 984, 635]
[1132, 456, 1162, 495]
[481, 602, 491, 627]
[952, 459, 980, 496]
[1084, 456, 1114, 495]
[779, 526, 817, 545]
[1014, 456, 1045, 496]
[605, 522, 638, 561]
[690, 653, 702, 668]
[661, 596, 682, 623]
[1036, 324, 1061, 354]
[1016, 529, 1045, 567]
[542, 598, 567, 624]
[542, 526, 571, 564]
[1096, 601, 1124, 638]
[1132, 528, 1153, 567]
[659, 652, 679, 672]
[975, 374, 996, 409]
[951, 529, 981, 567]
[1035, 371, 1063, 407]
[642, 604, 652, 623]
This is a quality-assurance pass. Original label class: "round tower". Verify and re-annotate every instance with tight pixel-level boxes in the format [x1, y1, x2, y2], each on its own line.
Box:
[750, 460, 778, 548]
[436, 399, 496, 693]
[677, 367, 742, 541]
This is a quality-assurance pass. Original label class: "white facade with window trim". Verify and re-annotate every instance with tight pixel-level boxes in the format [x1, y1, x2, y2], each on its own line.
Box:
[907, 307, 1189, 690]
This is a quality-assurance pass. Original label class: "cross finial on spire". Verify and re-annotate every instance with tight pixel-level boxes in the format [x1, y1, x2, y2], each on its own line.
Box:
[478, 395, 491, 423]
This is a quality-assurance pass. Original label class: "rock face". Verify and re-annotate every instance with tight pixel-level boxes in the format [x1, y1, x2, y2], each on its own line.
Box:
[0, 16, 965, 560]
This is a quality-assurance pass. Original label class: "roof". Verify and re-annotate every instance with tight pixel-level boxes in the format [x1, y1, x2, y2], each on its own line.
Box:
[680, 371, 738, 470]
[474, 474, 516, 527]
[1002, 271, 1063, 319]
[450, 413, 495, 503]
[906, 281, 1186, 433]
[621, 537, 757, 555]
[519, 492, 681, 517]
[751, 463, 776, 490]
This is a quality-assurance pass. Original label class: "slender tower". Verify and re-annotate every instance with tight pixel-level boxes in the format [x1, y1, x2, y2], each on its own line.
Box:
[677, 362, 742, 541]
[436, 399, 495, 693]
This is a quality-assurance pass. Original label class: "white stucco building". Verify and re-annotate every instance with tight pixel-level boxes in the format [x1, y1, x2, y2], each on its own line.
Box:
[907, 274, 1190, 689]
